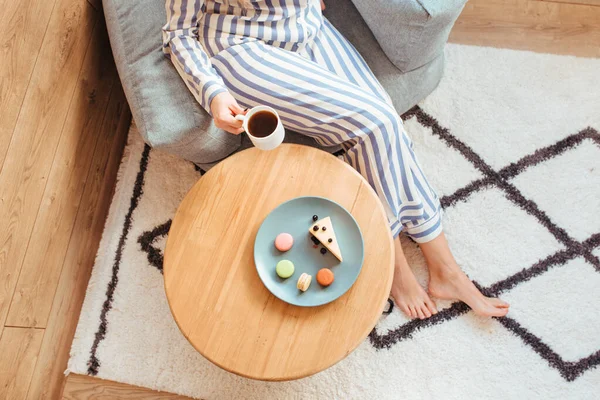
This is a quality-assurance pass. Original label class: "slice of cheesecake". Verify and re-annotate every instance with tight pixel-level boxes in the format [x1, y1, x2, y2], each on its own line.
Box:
[309, 216, 343, 262]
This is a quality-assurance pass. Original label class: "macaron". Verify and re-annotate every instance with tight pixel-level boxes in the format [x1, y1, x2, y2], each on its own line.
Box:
[274, 233, 294, 252]
[316, 268, 334, 287]
[297, 273, 312, 292]
[276, 260, 295, 279]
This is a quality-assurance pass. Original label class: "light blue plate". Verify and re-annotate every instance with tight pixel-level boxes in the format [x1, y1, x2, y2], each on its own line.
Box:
[254, 196, 364, 307]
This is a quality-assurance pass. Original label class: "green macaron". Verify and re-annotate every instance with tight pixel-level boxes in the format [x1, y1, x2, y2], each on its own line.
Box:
[276, 260, 295, 279]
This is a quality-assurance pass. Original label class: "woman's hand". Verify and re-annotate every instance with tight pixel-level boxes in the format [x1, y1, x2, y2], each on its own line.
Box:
[210, 91, 246, 135]
[321, 0, 325, 11]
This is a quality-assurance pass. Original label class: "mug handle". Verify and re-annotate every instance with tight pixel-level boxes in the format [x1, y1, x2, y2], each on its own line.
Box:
[234, 114, 246, 121]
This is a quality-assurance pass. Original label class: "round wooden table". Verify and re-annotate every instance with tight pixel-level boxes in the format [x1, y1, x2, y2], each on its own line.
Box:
[164, 144, 393, 381]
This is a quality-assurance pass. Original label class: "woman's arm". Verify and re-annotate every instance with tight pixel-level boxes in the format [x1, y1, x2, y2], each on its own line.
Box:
[162, 0, 245, 134]
[162, 0, 228, 114]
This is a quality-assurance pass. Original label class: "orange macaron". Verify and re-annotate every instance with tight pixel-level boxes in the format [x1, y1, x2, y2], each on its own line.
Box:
[316, 268, 334, 287]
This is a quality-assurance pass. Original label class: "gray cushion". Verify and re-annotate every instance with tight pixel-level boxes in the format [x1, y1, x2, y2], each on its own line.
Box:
[349, 0, 467, 72]
[103, 0, 456, 165]
[323, 0, 446, 116]
[103, 0, 241, 164]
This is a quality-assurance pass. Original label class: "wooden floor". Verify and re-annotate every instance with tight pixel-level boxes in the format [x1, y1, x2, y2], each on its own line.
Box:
[0, 0, 130, 398]
[450, 0, 600, 58]
[0, 0, 598, 399]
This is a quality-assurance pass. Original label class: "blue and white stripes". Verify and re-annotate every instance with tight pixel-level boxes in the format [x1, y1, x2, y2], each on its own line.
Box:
[162, 0, 443, 242]
[163, 0, 321, 111]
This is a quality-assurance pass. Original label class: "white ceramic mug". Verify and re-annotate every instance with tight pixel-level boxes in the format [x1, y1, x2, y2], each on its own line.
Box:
[235, 106, 285, 151]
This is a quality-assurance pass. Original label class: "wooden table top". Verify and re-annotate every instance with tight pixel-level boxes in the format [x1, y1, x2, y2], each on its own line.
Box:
[163, 144, 394, 381]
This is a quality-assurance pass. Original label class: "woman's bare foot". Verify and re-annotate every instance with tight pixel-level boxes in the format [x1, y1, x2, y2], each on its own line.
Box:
[428, 266, 509, 317]
[391, 237, 438, 319]
[420, 233, 510, 317]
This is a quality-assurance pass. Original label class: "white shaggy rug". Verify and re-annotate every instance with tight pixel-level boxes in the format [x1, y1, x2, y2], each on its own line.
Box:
[68, 44, 600, 399]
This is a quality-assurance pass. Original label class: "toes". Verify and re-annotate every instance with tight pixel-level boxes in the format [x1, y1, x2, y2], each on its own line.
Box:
[408, 305, 417, 319]
[497, 300, 510, 308]
[425, 299, 438, 315]
[488, 297, 510, 308]
[475, 302, 510, 317]
[398, 303, 412, 317]
[493, 307, 509, 317]
[474, 306, 509, 318]
[420, 305, 432, 318]
[415, 307, 426, 320]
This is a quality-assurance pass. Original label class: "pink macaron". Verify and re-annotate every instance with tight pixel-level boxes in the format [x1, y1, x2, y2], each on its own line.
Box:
[274, 233, 294, 252]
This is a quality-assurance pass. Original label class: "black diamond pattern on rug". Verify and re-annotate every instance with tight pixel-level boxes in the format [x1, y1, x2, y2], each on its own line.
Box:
[138, 220, 172, 273]
[371, 106, 600, 382]
[137, 161, 203, 273]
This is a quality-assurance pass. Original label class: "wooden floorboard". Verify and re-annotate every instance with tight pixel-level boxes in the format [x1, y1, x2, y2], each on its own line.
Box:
[6, 14, 118, 329]
[542, 0, 600, 6]
[0, 0, 597, 398]
[0, 327, 44, 399]
[0, 0, 57, 171]
[0, 0, 97, 335]
[62, 374, 195, 400]
[449, 0, 600, 58]
[26, 85, 130, 400]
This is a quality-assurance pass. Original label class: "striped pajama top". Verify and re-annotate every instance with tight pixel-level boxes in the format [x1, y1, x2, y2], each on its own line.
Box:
[162, 0, 324, 113]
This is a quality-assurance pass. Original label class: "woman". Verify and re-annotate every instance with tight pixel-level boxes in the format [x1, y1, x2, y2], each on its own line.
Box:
[162, 0, 509, 319]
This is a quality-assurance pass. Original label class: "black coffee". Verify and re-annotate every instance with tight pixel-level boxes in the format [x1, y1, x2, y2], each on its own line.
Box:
[248, 111, 278, 138]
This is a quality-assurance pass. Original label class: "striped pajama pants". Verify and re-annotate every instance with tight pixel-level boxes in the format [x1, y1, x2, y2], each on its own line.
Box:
[210, 19, 443, 243]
